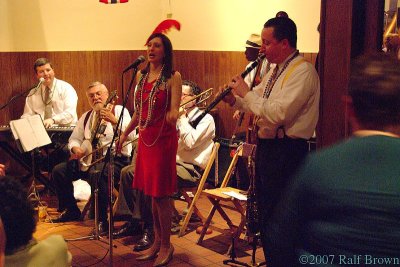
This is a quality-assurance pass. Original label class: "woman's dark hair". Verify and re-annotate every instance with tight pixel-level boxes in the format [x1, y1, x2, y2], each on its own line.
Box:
[349, 53, 400, 129]
[264, 17, 297, 48]
[0, 176, 36, 254]
[142, 33, 174, 79]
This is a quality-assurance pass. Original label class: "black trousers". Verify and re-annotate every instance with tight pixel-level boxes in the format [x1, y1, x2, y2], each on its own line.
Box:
[52, 156, 130, 222]
[255, 137, 308, 258]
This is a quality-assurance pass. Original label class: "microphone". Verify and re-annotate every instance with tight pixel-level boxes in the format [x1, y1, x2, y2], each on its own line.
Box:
[123, 56, 146, 73]
[37, 77, 45, 88]
[30, 77, 45, 94]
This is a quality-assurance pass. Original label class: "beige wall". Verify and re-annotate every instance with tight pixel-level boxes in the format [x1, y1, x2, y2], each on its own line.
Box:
[0, 0, 320, 52]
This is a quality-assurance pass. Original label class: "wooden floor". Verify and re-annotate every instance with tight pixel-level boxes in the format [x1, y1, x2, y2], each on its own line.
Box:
[34, 193, 266, 267]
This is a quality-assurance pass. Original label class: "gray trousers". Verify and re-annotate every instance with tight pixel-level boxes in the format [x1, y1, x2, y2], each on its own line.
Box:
[113, 164, 152, 225]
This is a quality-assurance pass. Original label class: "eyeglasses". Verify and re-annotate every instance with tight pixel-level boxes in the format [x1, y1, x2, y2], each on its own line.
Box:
[88, 90, 106, 99]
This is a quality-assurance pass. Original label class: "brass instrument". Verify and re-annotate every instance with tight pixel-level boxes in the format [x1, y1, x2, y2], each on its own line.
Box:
[179, 88, 213, 117]
[180, 88, 213, 108]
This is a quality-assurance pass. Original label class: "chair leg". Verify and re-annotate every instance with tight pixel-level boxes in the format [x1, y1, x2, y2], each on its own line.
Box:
[196, 204, 218, 245]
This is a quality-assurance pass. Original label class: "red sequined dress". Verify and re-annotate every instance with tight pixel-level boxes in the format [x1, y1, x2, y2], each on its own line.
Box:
[133, 78, 178, 197]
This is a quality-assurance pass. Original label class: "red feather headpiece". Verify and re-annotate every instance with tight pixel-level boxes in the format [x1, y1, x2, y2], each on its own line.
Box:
[145, 19, 181, 45]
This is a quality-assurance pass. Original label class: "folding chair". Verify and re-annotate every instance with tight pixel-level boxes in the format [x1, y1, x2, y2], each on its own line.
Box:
[196, 144, 247, 253]
[178, 142, 220, 237]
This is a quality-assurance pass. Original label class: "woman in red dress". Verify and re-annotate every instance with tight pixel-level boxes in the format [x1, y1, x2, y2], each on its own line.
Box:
[118, 33, 181, 266]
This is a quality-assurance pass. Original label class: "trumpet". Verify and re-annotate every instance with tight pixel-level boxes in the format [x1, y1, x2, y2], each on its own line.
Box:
[79, 136, 138, 171]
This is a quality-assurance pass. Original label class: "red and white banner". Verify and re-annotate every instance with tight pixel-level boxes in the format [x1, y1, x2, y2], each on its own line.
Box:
[100, 0, 128, 4]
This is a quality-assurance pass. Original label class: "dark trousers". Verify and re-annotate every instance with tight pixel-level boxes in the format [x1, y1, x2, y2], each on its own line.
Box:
[255, 137, 308, 258]
[52, 156, 130, 222]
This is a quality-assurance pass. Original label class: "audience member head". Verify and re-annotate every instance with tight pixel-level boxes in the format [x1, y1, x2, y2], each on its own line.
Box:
[86, 81, 110, 112]
[261, 17, 297, 65]
[245, 34, 262, 62]
[33, 58, 55, 87]
[0, 176, 36, 255]
[143, 33, 174, 79]
[348, 53, 400, 132]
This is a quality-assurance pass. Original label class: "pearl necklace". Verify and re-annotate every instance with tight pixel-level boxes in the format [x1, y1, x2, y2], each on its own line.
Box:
[137, 66, 164, 129]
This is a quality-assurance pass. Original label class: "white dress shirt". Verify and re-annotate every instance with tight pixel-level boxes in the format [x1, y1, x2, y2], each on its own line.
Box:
[234, 52, 320, 139]
[68, 105, 133, 157]
[176, 107, 215, 169]
[21, 78, 78, 125]
[244, 58, 271, 88]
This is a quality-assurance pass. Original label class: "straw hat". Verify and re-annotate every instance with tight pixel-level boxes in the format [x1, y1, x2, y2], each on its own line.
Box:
[246, 34, 262, 48]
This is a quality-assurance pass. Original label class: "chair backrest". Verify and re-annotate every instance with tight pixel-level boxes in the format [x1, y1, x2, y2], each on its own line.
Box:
[219, 144, 242, 188]
[194, 142, 220, 194]
[178, 142, 220, 237]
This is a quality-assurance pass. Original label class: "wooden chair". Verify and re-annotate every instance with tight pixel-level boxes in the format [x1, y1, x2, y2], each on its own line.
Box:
[178, 142, 220, 237]
[196, 144, 247, 253]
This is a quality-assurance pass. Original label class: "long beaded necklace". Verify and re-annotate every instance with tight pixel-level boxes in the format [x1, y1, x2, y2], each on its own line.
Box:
[262, 50, 299, 99]
[137, 65, 164, 129]
[137, 66, 169, 147]
[250, 50, 300, 138]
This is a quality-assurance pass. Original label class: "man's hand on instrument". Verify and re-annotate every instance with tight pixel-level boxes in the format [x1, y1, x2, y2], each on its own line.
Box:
[100, 108, 117, 125]
[71, 146, 85, 159]
[43, 118, 55, 128]
[0, 164, 5, 176]
[230, 75, 249, 98]
[218, 85, 236, 106]
[116, 133, 127, 154]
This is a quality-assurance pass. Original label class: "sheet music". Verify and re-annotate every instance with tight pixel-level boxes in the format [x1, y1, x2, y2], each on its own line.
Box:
[9, 115, 51, 152]
[222, 190, 247, 201]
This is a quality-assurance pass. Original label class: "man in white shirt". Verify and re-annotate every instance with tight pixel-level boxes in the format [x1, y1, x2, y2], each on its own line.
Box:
[52, 82, 133, 235]
[21, 58, 78, 128]
[112, 80, 216, 251]
[222, 17, 320, 260]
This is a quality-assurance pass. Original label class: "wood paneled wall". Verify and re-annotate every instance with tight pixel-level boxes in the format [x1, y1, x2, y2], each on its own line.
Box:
[0, 50, 317, 138]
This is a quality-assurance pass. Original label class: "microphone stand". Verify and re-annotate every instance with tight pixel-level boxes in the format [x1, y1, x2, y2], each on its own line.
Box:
[98, 65, 140, 266]
[0, 85, 38, 110]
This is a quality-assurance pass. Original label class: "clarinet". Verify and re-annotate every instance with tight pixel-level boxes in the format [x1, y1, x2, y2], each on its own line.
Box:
[189, 54, 266, 129]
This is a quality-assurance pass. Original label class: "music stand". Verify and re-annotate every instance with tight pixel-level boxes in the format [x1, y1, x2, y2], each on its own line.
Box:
[9, 115, 51, 209]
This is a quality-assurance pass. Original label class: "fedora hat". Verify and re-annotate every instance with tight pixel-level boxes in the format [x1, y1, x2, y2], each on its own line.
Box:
[246, 34, 262, 48]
